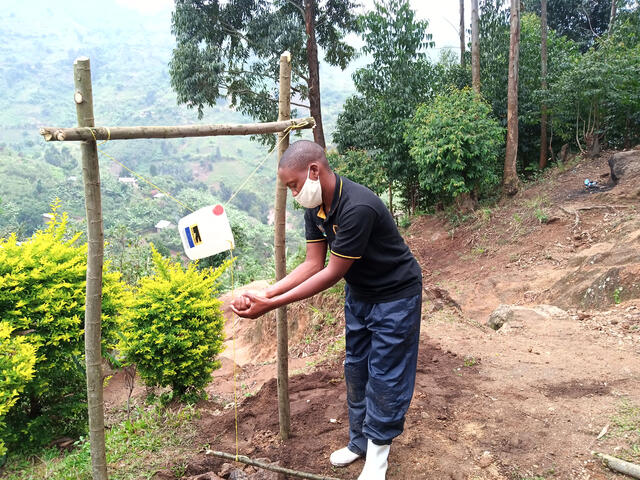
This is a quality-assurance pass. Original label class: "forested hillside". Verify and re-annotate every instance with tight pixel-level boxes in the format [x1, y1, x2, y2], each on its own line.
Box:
[0, 0, 355, 283]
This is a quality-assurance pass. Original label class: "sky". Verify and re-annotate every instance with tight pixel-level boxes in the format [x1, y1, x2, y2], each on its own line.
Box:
[114, 0, 472, 60]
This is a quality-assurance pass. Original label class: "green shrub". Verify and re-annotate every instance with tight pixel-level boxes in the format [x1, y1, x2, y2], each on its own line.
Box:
[0, 204, 129, 451]
[328, 149, 387, 196]
[121, 247, 228, 400]
[405, 87, 505, 206]
[0, 322, 36, 457]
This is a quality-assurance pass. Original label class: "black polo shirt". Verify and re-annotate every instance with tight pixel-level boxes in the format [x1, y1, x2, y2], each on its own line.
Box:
[304, 174, 422, 303]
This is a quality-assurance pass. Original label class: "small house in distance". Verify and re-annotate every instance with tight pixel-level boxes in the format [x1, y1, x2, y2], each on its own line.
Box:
[155, 220, 172, 233]
[42, 213, 54, 225]
[118, 177, 138, 188]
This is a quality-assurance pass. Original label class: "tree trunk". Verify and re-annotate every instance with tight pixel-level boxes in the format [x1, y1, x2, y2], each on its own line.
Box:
[74, 57, 108, 480]
[459, 0, 466, 68]
[471, 0, 480, 94]
[539, 0, 548, 170]
[608, 0, 617, 34]
[304, 0, 325, 149]
[275, 52, 291, 440]
[504, 0, 521, 196]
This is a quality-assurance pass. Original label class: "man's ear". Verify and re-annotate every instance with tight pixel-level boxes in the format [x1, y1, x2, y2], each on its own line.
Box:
[308, 162, 320, 180]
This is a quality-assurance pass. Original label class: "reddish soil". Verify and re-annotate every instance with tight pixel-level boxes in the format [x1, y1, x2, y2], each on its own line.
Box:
[108, 150, 640, 480]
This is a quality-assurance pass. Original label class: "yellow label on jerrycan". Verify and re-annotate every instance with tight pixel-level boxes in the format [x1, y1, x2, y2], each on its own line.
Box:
[178, 204, 235, 260]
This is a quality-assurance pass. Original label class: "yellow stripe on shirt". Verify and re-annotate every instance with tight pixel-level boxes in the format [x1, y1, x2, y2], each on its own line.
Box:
[330, 250, 361, 260]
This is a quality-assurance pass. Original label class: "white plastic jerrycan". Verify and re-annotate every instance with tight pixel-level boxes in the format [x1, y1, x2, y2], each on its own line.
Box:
[178, 204, 235, 260]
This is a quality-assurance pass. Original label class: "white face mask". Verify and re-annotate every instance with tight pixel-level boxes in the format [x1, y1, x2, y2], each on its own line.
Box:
[293, 167, 323, 209]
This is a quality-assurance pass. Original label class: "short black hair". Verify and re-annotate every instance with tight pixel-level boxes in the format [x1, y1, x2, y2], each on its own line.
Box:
[278, 140, 328, 171]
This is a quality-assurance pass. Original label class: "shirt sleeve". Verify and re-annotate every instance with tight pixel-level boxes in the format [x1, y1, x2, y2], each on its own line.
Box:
[304, 208, 326, 243]
[330, 205, 377, 260]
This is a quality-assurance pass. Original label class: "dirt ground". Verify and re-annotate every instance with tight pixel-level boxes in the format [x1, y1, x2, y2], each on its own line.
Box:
[107, 150, 640, 480]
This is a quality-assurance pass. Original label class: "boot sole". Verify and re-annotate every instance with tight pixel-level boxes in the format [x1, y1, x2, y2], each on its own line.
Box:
[330, 456, 363, 467]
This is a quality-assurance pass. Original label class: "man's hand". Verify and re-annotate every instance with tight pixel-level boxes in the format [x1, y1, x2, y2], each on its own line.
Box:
[230, 293, 277, 319]
[231, 295, 251, 312]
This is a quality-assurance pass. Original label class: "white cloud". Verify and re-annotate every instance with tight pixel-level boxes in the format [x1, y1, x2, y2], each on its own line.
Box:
[115, 0, 173, 14]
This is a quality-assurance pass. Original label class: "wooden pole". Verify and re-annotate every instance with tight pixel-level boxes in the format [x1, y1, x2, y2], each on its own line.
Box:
[74, 57, 108, 480]
[206, 451, 344, 480]
[275, 51, 292, 440]
[39, 117, 315, 142]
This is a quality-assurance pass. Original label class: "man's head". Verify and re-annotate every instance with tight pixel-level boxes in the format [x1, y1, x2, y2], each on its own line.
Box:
[278, 140, 333, 201]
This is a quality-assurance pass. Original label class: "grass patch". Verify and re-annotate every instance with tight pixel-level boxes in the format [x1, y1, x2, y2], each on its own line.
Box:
[463, 356, 479, 367]
[1, 404, 200, 480]
[325, 279, 346, 299]
[609, 399, 640, 462]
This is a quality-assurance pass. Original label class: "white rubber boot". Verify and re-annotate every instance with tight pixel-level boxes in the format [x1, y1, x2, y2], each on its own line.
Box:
[357, 440, 390, 480]
[330, 446, 362, 467]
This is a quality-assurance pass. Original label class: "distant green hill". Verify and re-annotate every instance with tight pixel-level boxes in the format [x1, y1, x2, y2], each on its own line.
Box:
[0, 0, 356, 273]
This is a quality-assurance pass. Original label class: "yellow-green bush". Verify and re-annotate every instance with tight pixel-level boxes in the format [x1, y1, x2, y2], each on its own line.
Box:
[0, 322, 36, 457]
[121, 247, 228, 400]
[0, 205, 129, 451]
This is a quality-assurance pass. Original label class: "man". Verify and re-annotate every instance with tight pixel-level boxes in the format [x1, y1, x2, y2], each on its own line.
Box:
[231, 140, 422, 480]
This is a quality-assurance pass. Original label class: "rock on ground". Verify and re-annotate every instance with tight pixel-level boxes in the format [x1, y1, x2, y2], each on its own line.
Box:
[487, 304, 569, 330]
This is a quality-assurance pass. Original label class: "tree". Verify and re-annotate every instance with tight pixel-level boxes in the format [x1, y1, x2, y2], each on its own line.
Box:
[405, 88, 505, 207]
[121, 248, 228, 401]
[169, 0, 358, 148]
[460, 0, 466, 67]
[478, 0, 510, 121]
[504, 0, 521, 196]
[334, 0, 434, 214]
[471, 0, 481, 93]
[0, 207, 128, 452]
[523, 0, 625, 51]
[476, 2, 577, 170]
[549, 33, 640, 153]
[328, 149, 387, 197]
[539, 0, 549, 169]
[0, 322, 36, 457]
[608, 0, 617, 34]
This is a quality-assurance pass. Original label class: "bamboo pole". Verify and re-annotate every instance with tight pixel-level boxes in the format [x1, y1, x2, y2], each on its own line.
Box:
[39, 117, 315, 142]
[74, 57, 108, 480]
[593, 452, 640, 479]
[206, 451, 344, 480]
[275, 51, 292, 440]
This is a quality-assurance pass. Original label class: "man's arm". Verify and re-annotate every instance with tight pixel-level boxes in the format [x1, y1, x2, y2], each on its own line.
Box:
[263, 240, 327, 298]
[231, 254, 353, 319]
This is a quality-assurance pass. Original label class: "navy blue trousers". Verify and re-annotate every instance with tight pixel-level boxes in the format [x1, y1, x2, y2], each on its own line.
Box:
[344, 286, 422, 455]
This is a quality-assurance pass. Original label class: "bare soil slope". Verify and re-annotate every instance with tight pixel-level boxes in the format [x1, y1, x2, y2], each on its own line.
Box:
[139, 150, 640, 480]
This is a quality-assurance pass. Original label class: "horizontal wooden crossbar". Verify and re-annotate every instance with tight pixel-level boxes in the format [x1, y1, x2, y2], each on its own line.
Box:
[39, 117, 315, 142]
